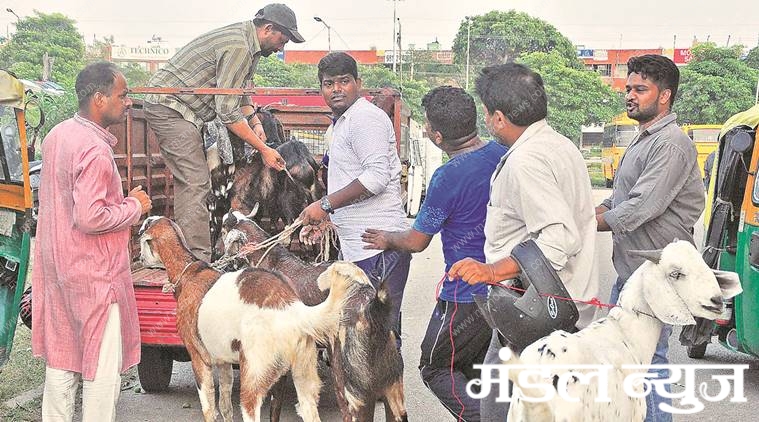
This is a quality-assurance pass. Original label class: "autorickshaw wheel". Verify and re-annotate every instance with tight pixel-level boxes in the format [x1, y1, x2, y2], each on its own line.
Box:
[138, 346, 173, 392]
[686, 342, 708, 359]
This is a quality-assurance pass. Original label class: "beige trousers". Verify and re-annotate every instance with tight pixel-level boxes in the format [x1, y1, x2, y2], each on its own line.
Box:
[143, 102, 212, 261]
[41, 304, 123, 422]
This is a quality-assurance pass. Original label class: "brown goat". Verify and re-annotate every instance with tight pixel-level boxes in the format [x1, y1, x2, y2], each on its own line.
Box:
[138, 216, 372, 422]
[221, 211, 408, 422]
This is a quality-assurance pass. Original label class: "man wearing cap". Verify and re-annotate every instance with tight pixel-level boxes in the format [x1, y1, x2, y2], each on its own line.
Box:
[144, 3, 304, 261]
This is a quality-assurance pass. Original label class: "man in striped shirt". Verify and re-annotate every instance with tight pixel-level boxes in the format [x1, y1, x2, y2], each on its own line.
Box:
[143, 3, 303, 261]
[299, 52, 412, 347]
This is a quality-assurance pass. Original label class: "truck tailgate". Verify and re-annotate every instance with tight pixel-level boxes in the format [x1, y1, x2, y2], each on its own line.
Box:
[133, 267, 183, 346]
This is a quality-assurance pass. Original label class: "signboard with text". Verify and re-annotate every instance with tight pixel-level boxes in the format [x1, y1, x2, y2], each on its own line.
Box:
[111, 45, 177, 61]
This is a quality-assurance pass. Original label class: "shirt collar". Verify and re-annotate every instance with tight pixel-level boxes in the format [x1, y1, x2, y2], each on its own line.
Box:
[74, 113, 118, 147]
[244, 21, 262, 57]
[336, 97, 369, 123]
[502, 119, 548, 159]
[640, 112, 678, 137]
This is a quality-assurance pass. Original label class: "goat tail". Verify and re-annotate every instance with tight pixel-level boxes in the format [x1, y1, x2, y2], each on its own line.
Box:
[500, 346, 555, 420]
[300, 261, 371, 343]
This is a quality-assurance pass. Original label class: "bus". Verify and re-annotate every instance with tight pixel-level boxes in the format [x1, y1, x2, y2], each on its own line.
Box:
[681, 124, 721, 178]
[601, 113, 638, 187]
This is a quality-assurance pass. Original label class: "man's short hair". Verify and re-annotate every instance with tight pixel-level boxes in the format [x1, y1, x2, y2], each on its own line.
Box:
[627, 54, 680, 107]
[475, 63, 547, 126]
[421, 86, 477, 145]
[317, 52, 358, 83]
[75, 62, 119, 109]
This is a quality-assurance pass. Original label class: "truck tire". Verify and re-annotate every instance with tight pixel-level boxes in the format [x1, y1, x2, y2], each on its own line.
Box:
[686, 342, 708, 359]
[605, 178, 613, 188]
[138, 346, 173, 392]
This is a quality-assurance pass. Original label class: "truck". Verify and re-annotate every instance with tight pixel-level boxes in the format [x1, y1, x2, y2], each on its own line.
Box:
[114, 88, 438, 390]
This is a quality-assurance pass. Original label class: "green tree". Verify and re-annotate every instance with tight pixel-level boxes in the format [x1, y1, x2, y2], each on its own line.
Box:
[517, 51, 621, 142]
[744, 46, 759, 70]
[451, 10, 581, 75]
[254, 56, 318, 88]
[674, 43, 758, 124]
[0, 11, 85, 85]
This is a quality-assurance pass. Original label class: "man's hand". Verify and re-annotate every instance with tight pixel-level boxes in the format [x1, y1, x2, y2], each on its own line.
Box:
[448, 257, 496, 285]
[128, 185, 152, 215]
[261, 146, 286, 171]
[299, 201, 328, 227]
[362, 228, 391, 250]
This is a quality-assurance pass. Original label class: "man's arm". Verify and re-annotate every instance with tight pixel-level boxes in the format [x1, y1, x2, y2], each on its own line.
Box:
[362, 228, 433, 253]
[72, 149, 144, 234]
[212, 46, 284, 169]
[448, 256, 521, 285]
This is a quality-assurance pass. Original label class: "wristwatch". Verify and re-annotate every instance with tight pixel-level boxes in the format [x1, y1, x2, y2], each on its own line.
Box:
[320, 196, 334, 214]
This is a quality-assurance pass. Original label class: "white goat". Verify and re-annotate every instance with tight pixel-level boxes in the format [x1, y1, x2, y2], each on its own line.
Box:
[502, 240, 742, 421]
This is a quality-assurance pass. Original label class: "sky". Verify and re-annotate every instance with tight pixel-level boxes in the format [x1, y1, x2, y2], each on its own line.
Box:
[2, 0, 759, 53]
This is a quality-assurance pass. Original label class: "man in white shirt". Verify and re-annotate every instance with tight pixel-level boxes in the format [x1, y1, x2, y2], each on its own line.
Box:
[300, 52, 411, 346]
[449, 63, 599, 420]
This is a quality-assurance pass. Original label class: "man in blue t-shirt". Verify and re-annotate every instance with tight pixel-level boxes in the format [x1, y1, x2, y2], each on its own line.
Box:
[363, 86, 507, 421]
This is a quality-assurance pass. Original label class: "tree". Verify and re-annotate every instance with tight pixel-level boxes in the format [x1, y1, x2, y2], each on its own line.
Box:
[451, 10, 581, 74]
[674, 43, 759, 124]
[744, 46, 759, 70]
[254, 56, 318, 88]
[0, 11, 85, 85]
[517, 51, 621, 142]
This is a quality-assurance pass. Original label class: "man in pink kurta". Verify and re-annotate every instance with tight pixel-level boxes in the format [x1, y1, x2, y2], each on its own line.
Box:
[32, 62, 151, 422]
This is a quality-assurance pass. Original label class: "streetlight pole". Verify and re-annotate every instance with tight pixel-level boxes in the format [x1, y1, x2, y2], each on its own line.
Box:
[465, 16, 472, 90]
[6, 8, 20, 24]
[313, 16, 331, 52]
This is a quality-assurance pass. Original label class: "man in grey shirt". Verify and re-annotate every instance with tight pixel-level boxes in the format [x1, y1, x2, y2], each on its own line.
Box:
[596, 54, 705, 422]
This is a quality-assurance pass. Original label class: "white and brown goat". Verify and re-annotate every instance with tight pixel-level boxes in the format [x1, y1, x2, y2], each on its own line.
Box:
[138, 216, 371, 422]
[222, 210, 408, 422]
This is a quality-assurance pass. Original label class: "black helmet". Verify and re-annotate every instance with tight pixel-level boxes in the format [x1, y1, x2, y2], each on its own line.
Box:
[473, 239, 579, 353]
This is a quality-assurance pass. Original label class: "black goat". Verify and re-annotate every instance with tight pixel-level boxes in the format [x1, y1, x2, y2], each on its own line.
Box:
[207, 107, 321, 260]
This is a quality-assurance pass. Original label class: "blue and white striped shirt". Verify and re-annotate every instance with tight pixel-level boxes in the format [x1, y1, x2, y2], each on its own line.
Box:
[328, 97, 409, 262]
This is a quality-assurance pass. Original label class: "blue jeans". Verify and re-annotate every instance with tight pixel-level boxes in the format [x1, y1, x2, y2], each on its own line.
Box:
[353, 249, 411, 348]
[610, 277, 673, 422]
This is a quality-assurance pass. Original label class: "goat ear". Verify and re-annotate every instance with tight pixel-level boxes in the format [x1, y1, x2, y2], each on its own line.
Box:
[247, 202, 260, 219]
[642, 275, 696, 325]
[712, 270, 742, 299]
[629, 249, 663, 264]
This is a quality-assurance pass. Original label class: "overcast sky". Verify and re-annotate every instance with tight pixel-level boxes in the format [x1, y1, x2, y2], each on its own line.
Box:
[3, 0, 758, 52]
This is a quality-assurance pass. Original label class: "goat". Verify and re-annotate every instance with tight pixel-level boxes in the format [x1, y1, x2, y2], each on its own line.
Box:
[499, 240, 742, 421]
[207, 107, 319, 259]
[222, 210, 408, 422]
[138, 216, 371, 422]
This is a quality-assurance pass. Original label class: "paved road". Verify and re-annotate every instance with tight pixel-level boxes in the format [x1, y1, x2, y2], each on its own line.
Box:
[112, 188, 758, 421]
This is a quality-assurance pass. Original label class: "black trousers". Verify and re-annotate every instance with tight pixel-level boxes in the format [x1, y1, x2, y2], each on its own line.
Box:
[419, 300, 492, 422]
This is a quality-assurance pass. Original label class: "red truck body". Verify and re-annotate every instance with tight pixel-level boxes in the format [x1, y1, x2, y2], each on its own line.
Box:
[109, 89, 415, 390]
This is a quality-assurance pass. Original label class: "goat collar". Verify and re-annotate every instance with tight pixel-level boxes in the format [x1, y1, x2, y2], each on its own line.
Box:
[162, 261, 198, 293]
[629, 306, 658, 321]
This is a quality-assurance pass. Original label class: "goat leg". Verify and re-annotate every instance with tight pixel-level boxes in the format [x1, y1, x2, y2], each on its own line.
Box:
[328, 340, 352, 422]
[268, 376, 288, 422]
[382, 379, 408, 422]
[189, 355, 217, 422]
[218, 363, 234, 422]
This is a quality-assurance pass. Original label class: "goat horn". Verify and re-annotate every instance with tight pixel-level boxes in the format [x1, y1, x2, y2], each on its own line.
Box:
[247, 202, 260, 219]
[629, 249, 663, 264]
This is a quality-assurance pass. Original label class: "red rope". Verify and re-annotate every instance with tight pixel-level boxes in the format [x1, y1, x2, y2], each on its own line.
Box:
[448, 279, 465, 421]
[479, 278, 617, 309]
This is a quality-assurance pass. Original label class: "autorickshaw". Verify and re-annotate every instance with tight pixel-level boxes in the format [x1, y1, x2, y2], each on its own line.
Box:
[688, 103, 759, 359]
[0, 69, 35, 369]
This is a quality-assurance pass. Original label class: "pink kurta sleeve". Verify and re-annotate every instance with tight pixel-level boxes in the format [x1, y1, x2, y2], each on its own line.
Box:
[72, 147, 141, 234]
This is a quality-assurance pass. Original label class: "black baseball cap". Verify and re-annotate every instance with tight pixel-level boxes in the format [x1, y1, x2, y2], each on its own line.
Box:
[255, 3, 305, 43]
